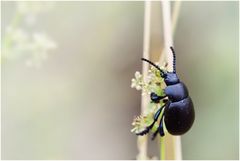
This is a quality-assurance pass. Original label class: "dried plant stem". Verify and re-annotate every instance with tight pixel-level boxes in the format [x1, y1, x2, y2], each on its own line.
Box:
[136, 1, 151, 160]
[159, 1, 182, 64]
[158, 112, 165, 160]
[137, 1, 182, 160]
[162, 1, 173, 67]
[172, 1, 182, 36]
[160, 1, 182, 159]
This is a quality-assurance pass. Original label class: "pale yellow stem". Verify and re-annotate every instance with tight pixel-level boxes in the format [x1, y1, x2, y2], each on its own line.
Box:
[136, 1, 151, 160]
[172, 1, 182, 36]
[160, 1, 182, 160]
[159, 1, 182, 65]
[137, 1, 182, 160]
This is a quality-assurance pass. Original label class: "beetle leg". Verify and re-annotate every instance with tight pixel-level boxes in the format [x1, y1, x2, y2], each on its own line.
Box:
[159, 115, 165, 137]
[163, 99, 168, 104]
[151, 112, 165, 140]
[136, 102, 169, 136]
[150, 93, 167, 103]
[151, 127, 159, 140]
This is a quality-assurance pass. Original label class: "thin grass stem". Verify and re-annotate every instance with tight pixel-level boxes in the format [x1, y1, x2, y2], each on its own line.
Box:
[136, 1, 151, 159]
[160, 1, 182, 159]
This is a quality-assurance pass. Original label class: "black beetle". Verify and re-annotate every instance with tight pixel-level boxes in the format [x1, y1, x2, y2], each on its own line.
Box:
[136, 47, 195, 140]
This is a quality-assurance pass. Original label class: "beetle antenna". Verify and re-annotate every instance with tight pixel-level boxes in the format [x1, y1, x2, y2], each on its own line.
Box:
[170, 46, 176, 73]
[141, 58, 166, 76]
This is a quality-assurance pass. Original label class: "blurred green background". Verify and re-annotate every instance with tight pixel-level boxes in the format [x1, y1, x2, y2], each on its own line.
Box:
[1, 1, 239, 160]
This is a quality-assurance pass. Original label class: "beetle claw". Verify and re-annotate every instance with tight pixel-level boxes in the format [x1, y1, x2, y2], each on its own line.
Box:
[135, 128, 149, 136]
[135, 122, 155, 136]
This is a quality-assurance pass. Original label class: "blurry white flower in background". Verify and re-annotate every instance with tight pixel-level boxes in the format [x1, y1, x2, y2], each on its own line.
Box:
[2, 1, 57, 68]
[17, 1, 56, 26]
[26, 33, 57, 67]
[2, 27, 30, 59]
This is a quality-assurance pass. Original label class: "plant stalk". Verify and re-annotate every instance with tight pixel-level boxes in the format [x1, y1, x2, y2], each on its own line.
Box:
[160, 0, 182, 159]
[136, 1, 151, 160]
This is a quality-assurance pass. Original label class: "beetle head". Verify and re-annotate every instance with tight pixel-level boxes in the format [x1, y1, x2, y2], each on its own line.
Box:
[141, 46, 179, 85]
[164, 72, 179, 85]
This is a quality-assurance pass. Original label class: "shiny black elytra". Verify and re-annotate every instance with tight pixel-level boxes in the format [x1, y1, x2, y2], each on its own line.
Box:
[136, 47, 195, 140]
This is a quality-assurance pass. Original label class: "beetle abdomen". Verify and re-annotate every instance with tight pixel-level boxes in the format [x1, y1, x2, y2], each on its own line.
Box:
[164, 97, 195, 135]
[164, 82, 188, 102]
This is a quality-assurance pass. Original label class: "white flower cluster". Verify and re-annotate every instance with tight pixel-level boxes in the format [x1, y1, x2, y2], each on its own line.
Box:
[17, 1, 56, 26]
[3, 27, 57, 68]
[131, 71, 143, 90]
[131, 64, 166, 95]
[2, 1, 57, 68]
[130, 62, 167, 134]
[131, 103, 159, 133]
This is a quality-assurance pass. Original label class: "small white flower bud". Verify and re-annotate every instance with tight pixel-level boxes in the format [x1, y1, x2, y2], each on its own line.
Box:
[136, 85, 141, 90]
[135, 71, 141, 78]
